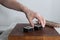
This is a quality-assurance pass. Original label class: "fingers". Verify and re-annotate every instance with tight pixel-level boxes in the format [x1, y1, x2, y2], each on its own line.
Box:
[36, 14, 46, 28]
[28, 18, 34, 28]
[36, 16, 43, 27]
[43, 18, 46, 27]
[41, 16, 46, 28]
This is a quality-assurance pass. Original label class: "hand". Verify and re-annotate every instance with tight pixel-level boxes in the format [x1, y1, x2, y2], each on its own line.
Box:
[25, 10, 46, 28]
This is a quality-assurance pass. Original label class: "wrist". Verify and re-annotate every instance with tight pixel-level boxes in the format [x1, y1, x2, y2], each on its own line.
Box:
[20, 6, 30, 14]
[23, 7, 30, 14]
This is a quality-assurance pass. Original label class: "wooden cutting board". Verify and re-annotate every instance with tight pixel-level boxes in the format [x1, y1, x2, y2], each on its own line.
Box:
[8, 24, 60, 40]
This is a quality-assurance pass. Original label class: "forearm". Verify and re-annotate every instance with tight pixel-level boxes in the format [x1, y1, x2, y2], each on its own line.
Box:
[1, 0, 29, 13]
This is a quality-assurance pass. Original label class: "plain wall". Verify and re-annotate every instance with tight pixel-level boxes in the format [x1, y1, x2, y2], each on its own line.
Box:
[0, 0, 60, 26]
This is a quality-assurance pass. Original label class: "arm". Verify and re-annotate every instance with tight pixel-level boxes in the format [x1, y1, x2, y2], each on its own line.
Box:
[1, 0, 29, 13]
[1, 0, 46, 27]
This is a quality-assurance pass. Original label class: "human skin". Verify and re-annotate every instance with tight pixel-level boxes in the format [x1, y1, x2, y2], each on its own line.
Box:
[0, 0, 46, 27]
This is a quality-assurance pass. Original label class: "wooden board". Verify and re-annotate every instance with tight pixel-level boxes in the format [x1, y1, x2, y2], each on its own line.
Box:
[8, 24, 60, 40]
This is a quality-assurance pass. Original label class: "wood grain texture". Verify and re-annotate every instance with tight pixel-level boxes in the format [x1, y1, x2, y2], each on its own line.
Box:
[8, 24, 60, 40]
